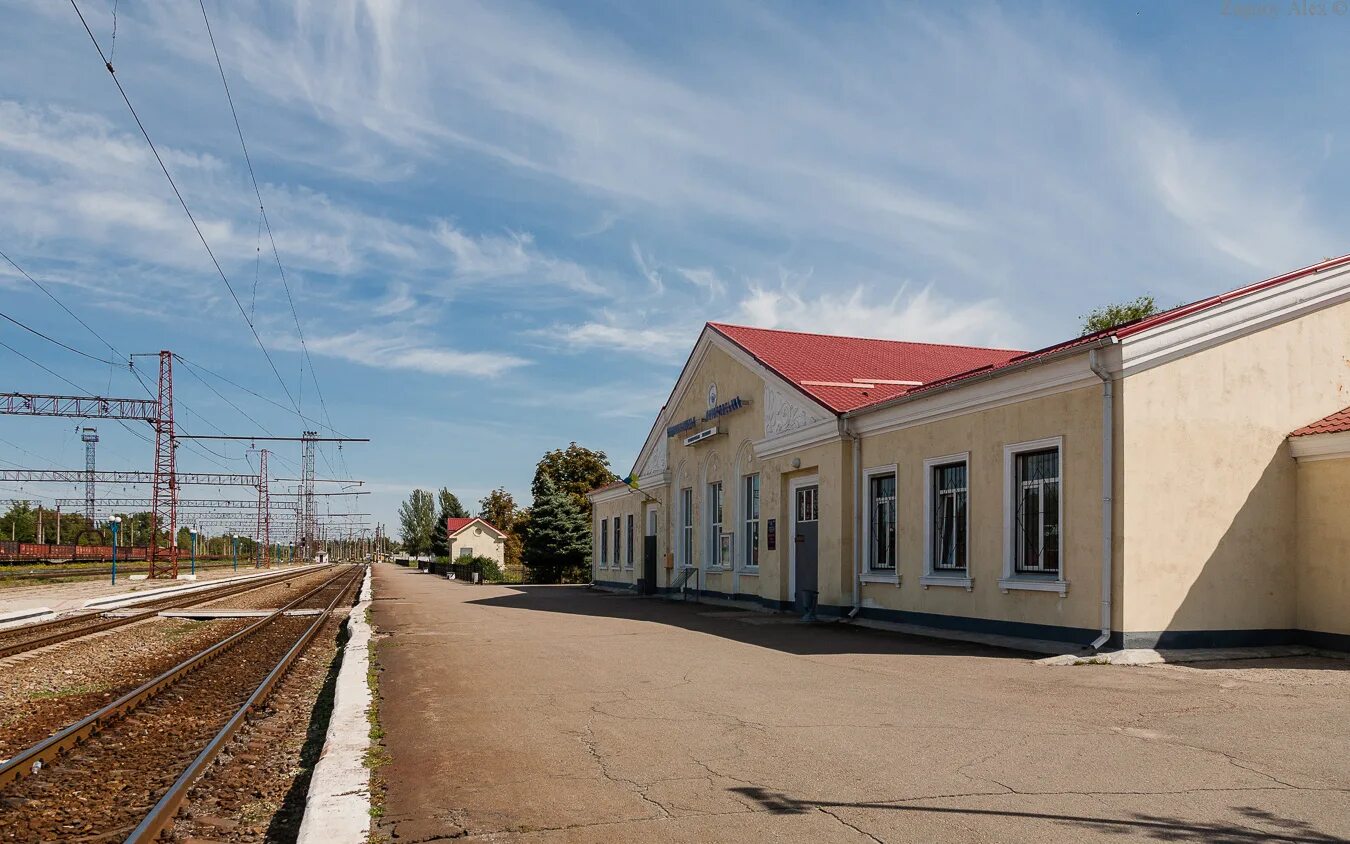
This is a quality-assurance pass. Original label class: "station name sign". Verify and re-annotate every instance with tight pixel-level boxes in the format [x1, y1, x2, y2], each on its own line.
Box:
[666, 396, 751, 437]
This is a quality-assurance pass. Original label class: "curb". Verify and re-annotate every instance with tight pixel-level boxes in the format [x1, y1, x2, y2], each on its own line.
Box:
[0, 607, 56, 629]
[297, 565, 374, 844]
[82, 564, 324, 610]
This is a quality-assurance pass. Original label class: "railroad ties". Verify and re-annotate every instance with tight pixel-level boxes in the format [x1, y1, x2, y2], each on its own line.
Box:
[0, 564, 364, 842]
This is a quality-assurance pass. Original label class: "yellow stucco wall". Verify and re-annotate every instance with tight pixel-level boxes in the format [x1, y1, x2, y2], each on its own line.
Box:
[1296, 455, 1350, 638]
[854, 383, 1105, 634]
[1119, 300, 1350, 634]
[448, 524, 505, 567]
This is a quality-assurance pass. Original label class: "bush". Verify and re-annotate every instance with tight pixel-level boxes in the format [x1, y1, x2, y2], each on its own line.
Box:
[467, 555, 502, 582]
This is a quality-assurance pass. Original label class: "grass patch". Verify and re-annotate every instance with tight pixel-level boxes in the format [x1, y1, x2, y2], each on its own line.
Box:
[365, 634, 390, 822]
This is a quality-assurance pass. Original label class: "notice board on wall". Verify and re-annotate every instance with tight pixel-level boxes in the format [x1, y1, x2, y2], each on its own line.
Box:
[766, 518, 776, 551]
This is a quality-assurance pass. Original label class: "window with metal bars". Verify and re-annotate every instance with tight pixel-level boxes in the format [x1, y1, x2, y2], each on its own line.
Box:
[931, 462, 967, 571]
[868, 473, 896, 570]
[743, 474, 760, 568]
[613, 516, 621, 572]
[600, 518, 608, 567]
[1014, 448, 1060, 575]
[626, 513, 634, 567]
[681, 487, 693, 566]
[707, 481, 723, 566]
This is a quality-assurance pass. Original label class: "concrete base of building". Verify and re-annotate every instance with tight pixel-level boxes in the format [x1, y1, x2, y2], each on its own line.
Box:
[1039, 645, 1350, 667]
[593, 581, 1350, 655]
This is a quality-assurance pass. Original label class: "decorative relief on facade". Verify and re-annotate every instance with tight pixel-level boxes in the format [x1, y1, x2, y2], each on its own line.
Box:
[641, 437, 668, 476]
[764, 383, 823, 437]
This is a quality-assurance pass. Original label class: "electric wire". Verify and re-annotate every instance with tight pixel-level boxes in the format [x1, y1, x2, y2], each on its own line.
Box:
[0, 309, 124, 367]
[0, 249, 120, 358]
[196, 0, 343, 446]
[70, 0, 302, 418]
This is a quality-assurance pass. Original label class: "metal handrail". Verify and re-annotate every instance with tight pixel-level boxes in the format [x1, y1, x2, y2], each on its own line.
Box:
[672, 565, 699, 601]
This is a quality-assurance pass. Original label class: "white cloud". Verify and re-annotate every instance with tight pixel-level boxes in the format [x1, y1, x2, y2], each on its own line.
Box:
[550, 320, 690, 357]
[281, 327, 529, 378]
[433, 220, 603, 294]
[735, 283, 1019, 348]
[676, 266, 726, 300]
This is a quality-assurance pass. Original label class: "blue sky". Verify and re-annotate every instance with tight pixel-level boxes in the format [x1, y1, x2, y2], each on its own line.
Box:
[0, 0, 1345, 537]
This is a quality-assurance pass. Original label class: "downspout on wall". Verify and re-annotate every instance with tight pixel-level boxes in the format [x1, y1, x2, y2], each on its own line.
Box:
[841, 418, 862, 618]
[1088, 346, 1117, 650]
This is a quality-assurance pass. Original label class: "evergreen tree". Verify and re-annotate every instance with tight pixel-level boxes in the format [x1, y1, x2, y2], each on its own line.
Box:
[522, 475, 591, 583]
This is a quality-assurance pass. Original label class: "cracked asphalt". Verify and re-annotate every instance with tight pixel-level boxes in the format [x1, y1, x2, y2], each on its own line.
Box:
[370, 564, 1350, 843]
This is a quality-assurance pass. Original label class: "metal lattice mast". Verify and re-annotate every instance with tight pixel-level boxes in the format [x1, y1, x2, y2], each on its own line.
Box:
[81, 427, 98, 527]
[148, 351, 178, 579]
[256, 448, 271, 567]
[301, 430, 317, 559]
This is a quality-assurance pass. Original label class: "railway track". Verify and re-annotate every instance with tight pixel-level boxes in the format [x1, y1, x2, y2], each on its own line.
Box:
[0, 564, 335, 660]
[0, 564, 364, 843]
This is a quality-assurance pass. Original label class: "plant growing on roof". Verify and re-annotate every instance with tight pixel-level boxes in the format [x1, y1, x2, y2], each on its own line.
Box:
[1080, 296, 1160, 335]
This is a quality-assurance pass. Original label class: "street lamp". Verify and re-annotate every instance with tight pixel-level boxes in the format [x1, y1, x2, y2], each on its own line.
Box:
[107, 516, 122, 585]
[190, 526, 198, 577]
[231, 534, 239, 572]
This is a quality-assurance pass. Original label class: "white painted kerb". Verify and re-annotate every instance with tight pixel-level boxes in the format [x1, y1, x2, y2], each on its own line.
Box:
[297, 565, 373, 844]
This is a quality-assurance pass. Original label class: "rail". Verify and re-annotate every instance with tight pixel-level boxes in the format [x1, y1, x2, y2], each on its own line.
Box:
[126, 566, 363, 842]
[0, 564, 333, 660]
[0, 565, 362, 789]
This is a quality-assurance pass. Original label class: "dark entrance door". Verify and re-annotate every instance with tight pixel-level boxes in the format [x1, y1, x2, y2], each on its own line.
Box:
[794, 485, 819, 614]
[642, 507, 658, 595]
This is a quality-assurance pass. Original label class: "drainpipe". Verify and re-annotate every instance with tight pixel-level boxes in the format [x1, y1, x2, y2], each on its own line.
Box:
[840, 418, 863, 618]
[1088, 346, 1116, 650]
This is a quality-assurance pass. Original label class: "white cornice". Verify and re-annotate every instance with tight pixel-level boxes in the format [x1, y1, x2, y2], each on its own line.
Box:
[1289, 430, 1350, 463]
[849, 353, 1099, 437]
[588, 485, 637, 504]
[1117, 262, 1350, 377]
[754, 418, 842, 460]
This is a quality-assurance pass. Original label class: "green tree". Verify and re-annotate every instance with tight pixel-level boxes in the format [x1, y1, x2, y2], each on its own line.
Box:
[522, 475, 591, 583]
[478, 487, 524, 573]
[398, 489, 437, 556]
[531, 442, 616, 516]
[1, 501, 36, 542]
[1081, 296, 1160, 335]
[430, 487, 470, 558]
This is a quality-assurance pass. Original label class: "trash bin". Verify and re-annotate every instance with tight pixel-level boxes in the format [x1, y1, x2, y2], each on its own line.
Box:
[797, 589, 819, 622]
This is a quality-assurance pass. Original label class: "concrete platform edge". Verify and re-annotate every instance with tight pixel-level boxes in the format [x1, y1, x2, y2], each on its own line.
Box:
[297, 565, 373, 844]
[82, 564, 323, 610]
[0, 606, 56, 629]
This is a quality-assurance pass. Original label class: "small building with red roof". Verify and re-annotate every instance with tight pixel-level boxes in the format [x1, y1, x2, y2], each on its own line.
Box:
[588, 255, 1350, 651]
[445, 517, 508, 569]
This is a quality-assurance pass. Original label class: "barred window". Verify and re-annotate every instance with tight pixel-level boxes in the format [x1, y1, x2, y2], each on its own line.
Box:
[931, 462, 968, 571]
[868, 473, 896, 570]
[743, 474, 760, 568]
[1014, 448, 1060, 575]
[707, 482, 723, 565]
[626, 514, 635, 567]
[600, 518, 608, 567]
[681, 487, 693, 566]
[613, 516, 622, 571]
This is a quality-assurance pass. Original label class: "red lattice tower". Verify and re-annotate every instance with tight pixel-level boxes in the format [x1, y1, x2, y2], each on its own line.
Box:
[255, 448, 271, 567]
[148, 350, 178, 579]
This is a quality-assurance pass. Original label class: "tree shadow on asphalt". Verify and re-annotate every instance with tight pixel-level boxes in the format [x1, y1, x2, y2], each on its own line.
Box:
[729, 786, 1348, 843]
[464, 584, 1035, 660]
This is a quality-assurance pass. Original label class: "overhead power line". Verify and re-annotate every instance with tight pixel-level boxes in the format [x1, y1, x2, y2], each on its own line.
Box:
[196, 0, 340, 442]
[0, 249, 120, 358]
[70, 0, 302, 419]
[0, 309, 124, 367]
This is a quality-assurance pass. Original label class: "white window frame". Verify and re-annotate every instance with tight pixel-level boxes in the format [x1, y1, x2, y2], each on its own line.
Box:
[706, 481, 724, 570]
[680, 487, 694, 567]
[625, 513, 635, 568]
[921, 452, 973, 590]
[599, 517, 608, 568]
[861, 464, 900, 584]
[787, 473, 820, 599]
[1001, 436, 1068, 595]
[742, 473, 760, 570]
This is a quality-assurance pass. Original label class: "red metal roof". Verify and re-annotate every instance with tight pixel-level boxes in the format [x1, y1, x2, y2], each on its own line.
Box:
[849, 252, 1350, 415]
[707, 323, 1024, 413]
[1291, 406, 1350, 437]
[446, 517, 499, 534]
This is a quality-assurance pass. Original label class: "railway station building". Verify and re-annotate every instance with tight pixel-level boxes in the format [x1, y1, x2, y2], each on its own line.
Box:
[588, 255, 1350, 650]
